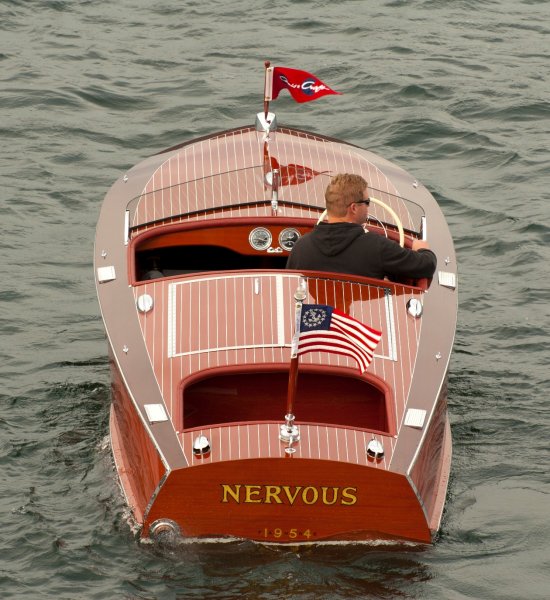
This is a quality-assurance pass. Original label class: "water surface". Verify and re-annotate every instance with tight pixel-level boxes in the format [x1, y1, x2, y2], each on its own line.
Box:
[1, 1, 549, 598]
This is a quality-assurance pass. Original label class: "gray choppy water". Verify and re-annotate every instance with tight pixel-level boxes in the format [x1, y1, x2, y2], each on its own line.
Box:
[1, 1, 549, 598]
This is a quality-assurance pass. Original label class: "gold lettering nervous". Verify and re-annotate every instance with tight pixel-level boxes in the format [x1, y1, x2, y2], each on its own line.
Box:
[220, 484, 358, 506]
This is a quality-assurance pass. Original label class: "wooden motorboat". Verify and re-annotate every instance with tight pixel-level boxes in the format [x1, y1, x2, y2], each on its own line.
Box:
[94, 95, 457, 544]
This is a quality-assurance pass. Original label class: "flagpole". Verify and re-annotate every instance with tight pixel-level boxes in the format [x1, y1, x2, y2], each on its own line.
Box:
[280, 281, 307, 451]
[286, 354, 299, 417]
[263, 60, 271, 120]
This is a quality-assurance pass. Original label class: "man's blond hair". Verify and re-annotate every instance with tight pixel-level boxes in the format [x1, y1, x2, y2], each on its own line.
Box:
[325, 174, 368, 217]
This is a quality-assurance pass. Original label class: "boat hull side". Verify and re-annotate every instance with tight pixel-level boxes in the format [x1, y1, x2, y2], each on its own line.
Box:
[142, 457, 431, 544]
[409, 380, 452, 534]
[109, 351, 166, 524]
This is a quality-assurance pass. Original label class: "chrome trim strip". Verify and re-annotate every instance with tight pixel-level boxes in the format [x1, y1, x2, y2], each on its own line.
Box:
[124, 210, 130, 245]
[385, 289, 398, 361]
[276, 274, 286, 347]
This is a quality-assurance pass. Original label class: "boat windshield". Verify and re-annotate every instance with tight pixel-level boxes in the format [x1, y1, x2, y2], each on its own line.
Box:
[125, 166, 425, 236]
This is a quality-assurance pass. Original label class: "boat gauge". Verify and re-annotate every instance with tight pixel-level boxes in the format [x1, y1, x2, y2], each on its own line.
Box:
[279, 228, 301, 251]
[249, 227, 272, 251]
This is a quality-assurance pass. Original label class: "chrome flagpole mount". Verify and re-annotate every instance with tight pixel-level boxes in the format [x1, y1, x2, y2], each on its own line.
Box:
[279, 413, 300, 454]
[255, 111, 277, 140]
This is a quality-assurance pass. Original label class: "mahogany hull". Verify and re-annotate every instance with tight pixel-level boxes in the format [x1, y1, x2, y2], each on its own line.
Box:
[109, 347, 166, 523]
[109, 352, 451, 544]
[143, 457, 432, 544]
[96, 119, 457, 545]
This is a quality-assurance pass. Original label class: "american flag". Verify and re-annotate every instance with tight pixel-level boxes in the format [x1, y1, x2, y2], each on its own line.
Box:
[295, 304, 382, 373]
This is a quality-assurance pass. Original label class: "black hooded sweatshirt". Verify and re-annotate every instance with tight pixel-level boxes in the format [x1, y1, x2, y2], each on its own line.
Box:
[286, 222, 436, 280]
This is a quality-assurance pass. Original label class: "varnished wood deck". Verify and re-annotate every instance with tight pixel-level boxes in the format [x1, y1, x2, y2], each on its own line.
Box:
[129, 128, 421, 234]
[133, 271, 424, 471]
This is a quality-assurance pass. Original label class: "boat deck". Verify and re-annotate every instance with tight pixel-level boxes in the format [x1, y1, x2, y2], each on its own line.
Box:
[126, 126, 423, 233]
[179, 422, 397, 469]
[132, 270, 425, 470]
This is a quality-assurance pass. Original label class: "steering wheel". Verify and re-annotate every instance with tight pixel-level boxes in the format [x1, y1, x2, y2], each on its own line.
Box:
[316, 196, 405, 247]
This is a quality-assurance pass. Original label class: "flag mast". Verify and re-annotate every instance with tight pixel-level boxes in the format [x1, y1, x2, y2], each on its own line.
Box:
[256, 60, 276, 135]
[263, 60, 272, 120]
[280, 281, 307, 452]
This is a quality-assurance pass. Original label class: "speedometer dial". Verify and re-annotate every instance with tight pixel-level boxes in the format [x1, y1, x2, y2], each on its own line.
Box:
[249, 227, 272, 251]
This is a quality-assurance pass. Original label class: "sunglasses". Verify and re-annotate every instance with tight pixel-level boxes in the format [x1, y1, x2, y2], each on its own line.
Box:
[353, 198, 370, 206]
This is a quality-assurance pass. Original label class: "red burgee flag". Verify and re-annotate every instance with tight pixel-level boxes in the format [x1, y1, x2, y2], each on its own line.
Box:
[296, 304, 382, 373]
[265, 66, 341, 104]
